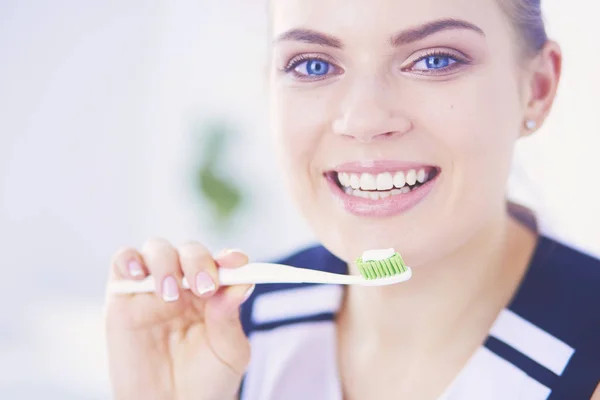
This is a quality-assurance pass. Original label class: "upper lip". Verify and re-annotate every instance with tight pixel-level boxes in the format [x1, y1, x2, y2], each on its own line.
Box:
[326, 160, 439, 174]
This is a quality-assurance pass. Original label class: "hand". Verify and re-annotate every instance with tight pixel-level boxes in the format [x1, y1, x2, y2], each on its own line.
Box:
[104, 238, 254, 400]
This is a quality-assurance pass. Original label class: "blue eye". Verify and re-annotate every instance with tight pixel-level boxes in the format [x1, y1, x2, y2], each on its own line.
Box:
[294, 59, 331, 76]
[413, 54, 457, 71]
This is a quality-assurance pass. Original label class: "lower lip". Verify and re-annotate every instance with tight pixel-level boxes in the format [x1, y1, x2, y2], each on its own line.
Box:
[326, 173, 439, 217]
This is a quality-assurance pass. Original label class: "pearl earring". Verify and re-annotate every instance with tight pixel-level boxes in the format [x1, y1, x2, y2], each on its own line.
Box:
[525, 120, 537, 130]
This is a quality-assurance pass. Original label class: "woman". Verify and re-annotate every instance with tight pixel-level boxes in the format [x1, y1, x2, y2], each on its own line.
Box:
[104, 0, 600, 398]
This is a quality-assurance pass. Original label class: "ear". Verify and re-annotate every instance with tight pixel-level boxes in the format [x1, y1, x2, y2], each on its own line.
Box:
[521, 41, 562, 136]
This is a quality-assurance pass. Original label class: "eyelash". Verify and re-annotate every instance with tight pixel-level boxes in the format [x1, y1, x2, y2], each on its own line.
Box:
[403, 50, 470, 75]
[282, 54, 337, 81]
[281, 49, 471, 80]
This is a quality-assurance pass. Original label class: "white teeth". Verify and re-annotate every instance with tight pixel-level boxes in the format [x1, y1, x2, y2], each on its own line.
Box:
[417, 169, 427, 183]
[339, 168, 431, 199]
[339, 172, 350, 187]
[359, 173, 377, 190]
[406, 169, 417, 186]
[393, 171, 406, 188]
[376, 172, 394, 191]
[350, 174, 360, 189]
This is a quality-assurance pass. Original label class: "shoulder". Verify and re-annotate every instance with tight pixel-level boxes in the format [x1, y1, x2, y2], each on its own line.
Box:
[503, 235, 600, 396]
[520, 235, 600, 306]
[240, 244, 346, 336]
[510, 235, 600, 333]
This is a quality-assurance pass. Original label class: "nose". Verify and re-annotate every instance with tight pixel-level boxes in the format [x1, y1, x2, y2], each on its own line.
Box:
[332, 77, 412, 142]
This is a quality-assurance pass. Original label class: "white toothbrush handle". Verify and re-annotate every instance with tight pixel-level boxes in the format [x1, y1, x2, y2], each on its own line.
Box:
[109, 263, 364, 294]
[108, 263, 412, 294]
[218, 263, 363, 285]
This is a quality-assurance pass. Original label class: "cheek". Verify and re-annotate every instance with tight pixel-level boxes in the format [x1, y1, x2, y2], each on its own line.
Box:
[410, 71, 521, 178]
[402, 68, 522, 235]
[270, 86, 335, 220]
[271, 86, 331, 176]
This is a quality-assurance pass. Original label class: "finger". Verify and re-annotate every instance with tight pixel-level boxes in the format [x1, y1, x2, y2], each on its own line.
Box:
[204, 283, 255, 375]
[177, 241, 218, 298]
[141, 237, 182, 303]
[109, 247, 148, 281]
[214, 248, 249, 269]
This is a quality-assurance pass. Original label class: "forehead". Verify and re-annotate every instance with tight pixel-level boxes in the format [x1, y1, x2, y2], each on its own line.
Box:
[270, 0, 507, 42]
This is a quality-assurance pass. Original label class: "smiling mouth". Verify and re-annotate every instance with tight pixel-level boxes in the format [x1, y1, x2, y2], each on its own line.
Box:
[325, 167, 440, 200]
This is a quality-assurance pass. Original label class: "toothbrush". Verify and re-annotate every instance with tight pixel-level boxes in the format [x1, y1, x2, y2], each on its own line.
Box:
[109, 248, 412, 294]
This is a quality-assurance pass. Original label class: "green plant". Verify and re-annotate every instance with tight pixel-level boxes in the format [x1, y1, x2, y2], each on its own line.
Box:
[193, 120, 245, 231]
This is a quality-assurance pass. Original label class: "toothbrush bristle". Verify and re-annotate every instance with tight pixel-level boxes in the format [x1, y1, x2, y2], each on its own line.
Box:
[356, 253, 407, 280]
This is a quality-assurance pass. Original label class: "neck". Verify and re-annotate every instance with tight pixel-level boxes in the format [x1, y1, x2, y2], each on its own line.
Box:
[339, 206, 537, 349]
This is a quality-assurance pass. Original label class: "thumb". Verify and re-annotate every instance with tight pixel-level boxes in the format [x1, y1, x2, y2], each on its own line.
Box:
[204, 283, 254, 375]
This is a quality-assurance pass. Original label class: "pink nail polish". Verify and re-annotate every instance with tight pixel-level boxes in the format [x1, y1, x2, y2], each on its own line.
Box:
[217, 248, 243, 258]
[127, 260, 144, 277]
[225, 248, 243, 255]
[196, 272, 216, 295]
[162, 276, 179, 302]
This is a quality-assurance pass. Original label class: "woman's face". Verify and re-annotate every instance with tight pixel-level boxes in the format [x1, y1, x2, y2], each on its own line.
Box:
[269, 0, 531, 265]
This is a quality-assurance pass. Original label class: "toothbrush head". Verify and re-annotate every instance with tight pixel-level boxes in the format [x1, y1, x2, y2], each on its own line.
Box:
[356, 248, 408, 280]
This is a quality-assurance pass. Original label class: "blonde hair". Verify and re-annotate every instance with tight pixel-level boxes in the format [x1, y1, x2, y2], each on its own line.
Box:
[499, 0, 548, 55]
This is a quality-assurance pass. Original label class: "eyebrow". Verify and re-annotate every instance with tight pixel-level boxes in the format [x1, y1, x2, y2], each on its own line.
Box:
[274, 28, 343, 48]
[391, 18, 485, 46]
[273, 18, 484, 49]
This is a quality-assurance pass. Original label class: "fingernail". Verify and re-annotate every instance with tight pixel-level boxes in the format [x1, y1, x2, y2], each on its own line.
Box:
[162, 276, 179, 302]
[196, 272, 216, 295]
[218, 248, 243, 257]
[242, 285, 255, 303]
[127, 260, 144, 277]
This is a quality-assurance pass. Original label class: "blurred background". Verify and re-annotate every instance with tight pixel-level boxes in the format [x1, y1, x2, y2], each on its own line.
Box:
[0, 0, 598, 398]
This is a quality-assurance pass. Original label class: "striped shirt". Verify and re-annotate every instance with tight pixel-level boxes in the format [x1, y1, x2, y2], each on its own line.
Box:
[240, 236, 600, 399]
